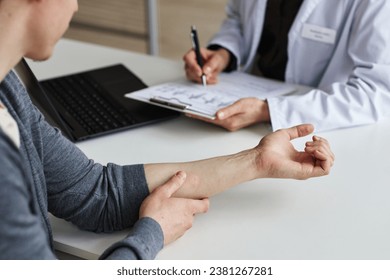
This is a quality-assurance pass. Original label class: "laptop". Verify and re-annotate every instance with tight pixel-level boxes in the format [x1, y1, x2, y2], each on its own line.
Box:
[14, 59, 179, 142]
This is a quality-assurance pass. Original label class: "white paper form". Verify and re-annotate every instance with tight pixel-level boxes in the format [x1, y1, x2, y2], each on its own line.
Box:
[126, 71, 296, 119]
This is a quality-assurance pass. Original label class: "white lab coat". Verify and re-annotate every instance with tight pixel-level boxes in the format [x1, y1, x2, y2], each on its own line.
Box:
[208, 0, 390, 132]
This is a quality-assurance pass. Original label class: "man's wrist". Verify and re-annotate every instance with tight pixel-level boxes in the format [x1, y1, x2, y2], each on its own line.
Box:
[233, 148, 263, 181]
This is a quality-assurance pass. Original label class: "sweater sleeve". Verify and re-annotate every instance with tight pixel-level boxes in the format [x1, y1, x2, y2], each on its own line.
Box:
[34, 117, 149, 232]
[37, 104, 164, 259]
[100, 217, 163, 260]
[0, 130, 56, 259]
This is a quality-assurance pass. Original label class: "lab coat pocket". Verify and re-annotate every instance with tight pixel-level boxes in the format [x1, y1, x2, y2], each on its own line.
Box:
[293, 36, 337, 86]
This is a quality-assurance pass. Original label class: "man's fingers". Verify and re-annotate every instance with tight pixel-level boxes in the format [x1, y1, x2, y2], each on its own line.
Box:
[314, 151, 332, 174]
[156, 171, 187, 198]
[306, 136, 335, 162]
[283, 124, 315, 141]
[187, 199, 210, 225]
[189, 198, 210, 214]
[303, 145, 334, 175]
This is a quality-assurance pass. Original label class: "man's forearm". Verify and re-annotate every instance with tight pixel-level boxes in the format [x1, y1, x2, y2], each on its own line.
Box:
[144, 124, 335, 199]
[144, 148, 258, 199]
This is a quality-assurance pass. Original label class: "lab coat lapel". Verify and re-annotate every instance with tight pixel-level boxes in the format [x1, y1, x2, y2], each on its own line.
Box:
[245, 0, 267, 71]
[286, 0, 324, 82]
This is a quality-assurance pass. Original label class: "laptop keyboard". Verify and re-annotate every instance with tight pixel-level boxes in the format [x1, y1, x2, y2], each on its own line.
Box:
[40, 74, 136, 134]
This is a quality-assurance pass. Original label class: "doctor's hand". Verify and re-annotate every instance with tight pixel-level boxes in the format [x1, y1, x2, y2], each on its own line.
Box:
[139, 171, 209, 245]
[183, 47, 230, 84]
[254, 124, 335, 180]
[186, 98, 270, 131]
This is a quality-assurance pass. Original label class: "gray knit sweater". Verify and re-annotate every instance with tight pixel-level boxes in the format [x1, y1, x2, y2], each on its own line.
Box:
[0, 70, 163, 260]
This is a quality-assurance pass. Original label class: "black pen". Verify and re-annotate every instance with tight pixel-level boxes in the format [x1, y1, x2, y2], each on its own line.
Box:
[190, 25, 207, 86]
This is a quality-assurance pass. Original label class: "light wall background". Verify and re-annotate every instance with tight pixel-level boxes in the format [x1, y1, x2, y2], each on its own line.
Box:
[64, 0, 229, 60]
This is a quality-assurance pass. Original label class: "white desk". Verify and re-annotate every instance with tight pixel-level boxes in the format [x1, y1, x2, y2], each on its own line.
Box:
[29, 39, 390, 260]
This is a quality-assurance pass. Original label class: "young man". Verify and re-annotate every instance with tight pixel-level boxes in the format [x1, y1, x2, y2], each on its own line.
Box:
[184, 0, 390, 132]
[0, 0, 334, 259]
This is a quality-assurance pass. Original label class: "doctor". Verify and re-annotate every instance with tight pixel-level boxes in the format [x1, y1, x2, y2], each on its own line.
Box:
[183, 0, 390, 132]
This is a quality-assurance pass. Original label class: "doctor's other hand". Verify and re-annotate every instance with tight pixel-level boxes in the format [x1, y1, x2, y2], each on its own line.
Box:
[187, 98, 270, 131]
[254, 124, 335, 180]
[139, 171, 209, 245]
[183, 47, 230, 84]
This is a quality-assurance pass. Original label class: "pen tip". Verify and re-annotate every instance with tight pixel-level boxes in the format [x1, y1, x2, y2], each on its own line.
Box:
[201, 75, 207, 87]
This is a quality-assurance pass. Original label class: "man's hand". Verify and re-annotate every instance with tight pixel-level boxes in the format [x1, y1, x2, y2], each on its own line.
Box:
[254, 124, 335, 179]
[139, 171, 209, 245]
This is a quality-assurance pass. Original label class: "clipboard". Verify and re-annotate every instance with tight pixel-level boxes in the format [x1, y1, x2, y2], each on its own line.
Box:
[125, 71, 296, 119]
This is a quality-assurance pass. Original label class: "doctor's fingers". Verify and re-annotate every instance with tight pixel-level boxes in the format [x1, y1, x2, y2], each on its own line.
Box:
[185, 68, 201, 84]
[183, 49, 203, 73]
[216, 100, 246, 120]
[184, 61, 202, 80]
[203, 54, 226, 77]
[183, 47, 213, 71]
[183, 48, 197, 65]
[184, 61, 218, 85]
[216, 98, 265, 121]
[185, 113, 242, 131]
[213, 115, 253, 131]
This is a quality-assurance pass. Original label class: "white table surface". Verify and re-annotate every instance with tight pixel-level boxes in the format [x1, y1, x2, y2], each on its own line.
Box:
[28, 39, 390, 260]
